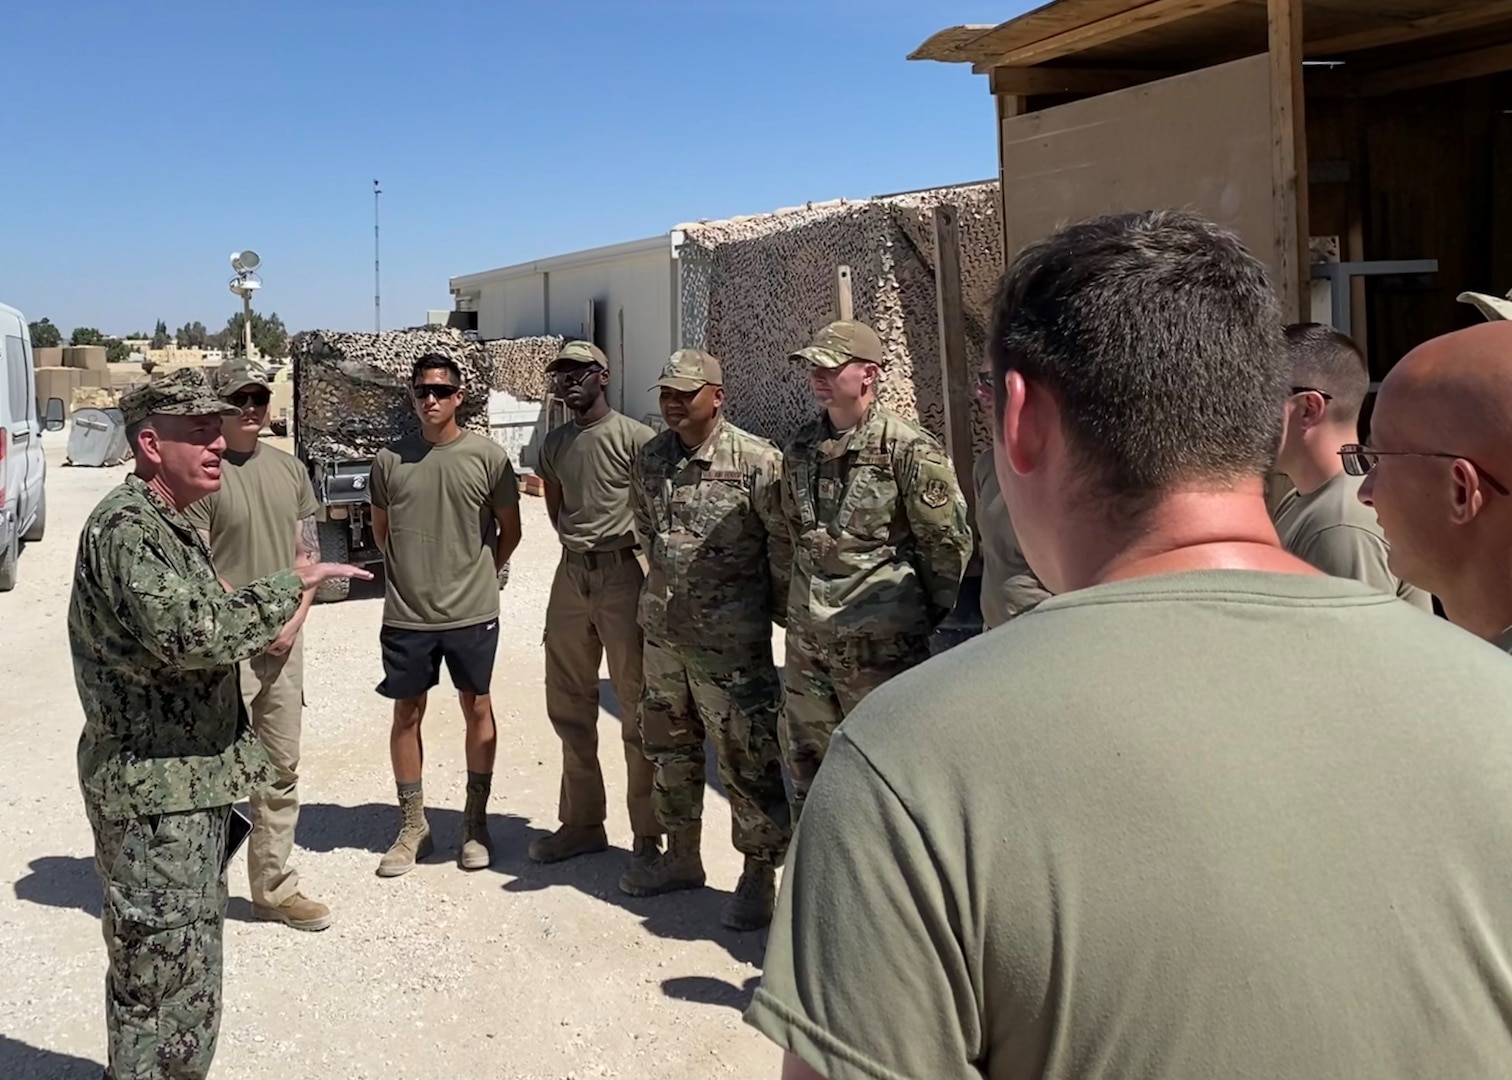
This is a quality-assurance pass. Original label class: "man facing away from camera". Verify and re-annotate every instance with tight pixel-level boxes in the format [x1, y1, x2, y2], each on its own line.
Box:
[747, 210, 1512, 1080]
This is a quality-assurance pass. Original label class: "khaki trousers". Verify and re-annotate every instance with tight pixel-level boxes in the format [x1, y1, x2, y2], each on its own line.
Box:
[543, 552, 660, 836]
[240, 633, 304, 908]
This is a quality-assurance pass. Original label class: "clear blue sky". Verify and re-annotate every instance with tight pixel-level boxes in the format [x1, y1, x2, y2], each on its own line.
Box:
[1, 1, 1027, 337]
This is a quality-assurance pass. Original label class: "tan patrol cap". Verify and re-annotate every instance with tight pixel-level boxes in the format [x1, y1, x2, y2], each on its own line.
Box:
[652, 349, 723, 392]
[1459, 287, 1512, 322]
[546, 339, 609, 372]
[790, 320, 885, 369]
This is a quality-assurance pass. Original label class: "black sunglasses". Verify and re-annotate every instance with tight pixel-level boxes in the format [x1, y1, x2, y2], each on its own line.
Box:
[413, 383, 461, 401]
[552, 365, 603, 386]
[229, 389, 271, 408]
[1291, 385, 1333, 400]
[1339, 443, 1510, 496]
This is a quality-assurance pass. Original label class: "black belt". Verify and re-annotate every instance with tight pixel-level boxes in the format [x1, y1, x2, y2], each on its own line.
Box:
[564, 547, 637, 569]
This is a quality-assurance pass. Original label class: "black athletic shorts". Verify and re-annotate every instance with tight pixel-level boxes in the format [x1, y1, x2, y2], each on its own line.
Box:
[377, 619, 499, 699]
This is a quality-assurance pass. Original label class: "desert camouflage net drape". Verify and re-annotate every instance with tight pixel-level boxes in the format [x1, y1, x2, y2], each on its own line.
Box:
[677, 180, 1002, 453]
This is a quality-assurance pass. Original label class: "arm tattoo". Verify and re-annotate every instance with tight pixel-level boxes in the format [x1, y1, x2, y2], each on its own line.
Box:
[298, 515, 319, 563]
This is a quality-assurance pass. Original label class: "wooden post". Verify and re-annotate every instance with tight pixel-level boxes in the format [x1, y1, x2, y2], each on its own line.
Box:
[835, 265, 854, 321]
[996, 94, 1027, 268]
[933, 205, 976, 519]
[1269, 0, 1310, 323]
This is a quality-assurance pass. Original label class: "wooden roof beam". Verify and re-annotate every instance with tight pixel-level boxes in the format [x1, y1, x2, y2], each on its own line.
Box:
[970, 0, 1246, 73]
[987, 65, 1175, 95]
[1359, 40, 1512, 97]
[1306, 1, 1512, 57]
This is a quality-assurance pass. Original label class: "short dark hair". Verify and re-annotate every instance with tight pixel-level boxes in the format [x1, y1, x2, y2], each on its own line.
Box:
[412, 353, 462, 386]
[1284, 322, 1369, 423]
[989, 209, 1287, 519]
[125, 418, 148, 454]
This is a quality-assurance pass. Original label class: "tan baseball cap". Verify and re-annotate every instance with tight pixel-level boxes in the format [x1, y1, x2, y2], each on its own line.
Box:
[546, 340, 609, 372]
[652, 349, 723, 392]
[1459, 288, 1512, 322]
[790, 320, 885, 369]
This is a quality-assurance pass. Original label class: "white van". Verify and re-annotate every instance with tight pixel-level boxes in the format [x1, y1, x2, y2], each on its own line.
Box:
[0, 304, 64, 591]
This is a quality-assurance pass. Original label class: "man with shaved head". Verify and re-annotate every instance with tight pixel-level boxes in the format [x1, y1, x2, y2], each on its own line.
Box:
[1359, 321, 1512, 649]
[1272, 323, 1431, 610]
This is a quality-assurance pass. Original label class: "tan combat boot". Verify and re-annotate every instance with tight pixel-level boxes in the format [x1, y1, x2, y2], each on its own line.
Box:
[721, 857, 776, 931]
[377, 787, 433, 877]
[459, 779, 493, 871]
[253, 893, 333, 933]
[527, 823, 609, 864]
[618, 824, 704, 897]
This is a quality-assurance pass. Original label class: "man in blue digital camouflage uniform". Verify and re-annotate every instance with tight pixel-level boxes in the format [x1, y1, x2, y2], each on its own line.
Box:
[69, 367, 367, 1080]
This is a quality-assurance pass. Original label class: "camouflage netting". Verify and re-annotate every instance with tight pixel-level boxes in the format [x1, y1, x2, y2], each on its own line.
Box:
[677, 180, 1004, 453]
[293, 326, 493, 462]
[482, 335, 564, 401]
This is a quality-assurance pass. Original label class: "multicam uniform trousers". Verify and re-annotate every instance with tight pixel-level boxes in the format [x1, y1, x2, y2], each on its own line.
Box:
[781, 627, 932, 820]
[640, 637, 792, 862]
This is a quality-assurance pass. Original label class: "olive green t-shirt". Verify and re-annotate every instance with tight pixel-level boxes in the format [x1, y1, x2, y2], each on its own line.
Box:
[184, 443, 318, 588]
[537, 410, 654, 555]
[369, 431, 519, 631]
[1273, 470, 1432, 610]
[973, 452, 1051, 628]
[749, 570, 1512, 1080]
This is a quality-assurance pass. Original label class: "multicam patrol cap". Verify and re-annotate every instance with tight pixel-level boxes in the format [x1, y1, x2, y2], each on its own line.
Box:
[790, 320, 886, 369]
[120, 367, 240, 426]
[1459, 287, 1512, 322]
[212, 356, 270, 398]
[546, 340, 610, 372]
[652, 349, 723, 392]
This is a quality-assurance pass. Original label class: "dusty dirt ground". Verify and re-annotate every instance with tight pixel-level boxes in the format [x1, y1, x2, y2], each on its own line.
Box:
[0, 431, 782, 1079]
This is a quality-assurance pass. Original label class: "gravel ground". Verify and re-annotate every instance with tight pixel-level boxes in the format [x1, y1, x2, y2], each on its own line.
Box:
[0, 431, 781, 1079]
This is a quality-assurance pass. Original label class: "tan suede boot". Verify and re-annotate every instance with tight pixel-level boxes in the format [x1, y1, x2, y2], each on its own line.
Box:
[721, 857, 776, 931]
[618, 824, 704, 897]
[527, 823, 609, 864]
[377, 787, 433, 878]
[459, 778, 493, 871]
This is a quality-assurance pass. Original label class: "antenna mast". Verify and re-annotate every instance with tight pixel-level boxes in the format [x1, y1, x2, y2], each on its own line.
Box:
[373, 179, 382, 332]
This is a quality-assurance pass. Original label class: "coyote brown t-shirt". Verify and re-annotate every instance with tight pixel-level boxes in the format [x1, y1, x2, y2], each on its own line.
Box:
[185, 442, 317, 588]
[1273, 470, 1431, 610]
[972, 452, 1050, 628]
[369, 430, 519, 631]
[749, 570, 1512, 1079]
[537, 410, 654, 554]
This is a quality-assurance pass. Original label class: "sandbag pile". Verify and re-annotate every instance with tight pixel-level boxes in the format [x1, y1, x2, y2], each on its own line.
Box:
[293, 326, 492, 462]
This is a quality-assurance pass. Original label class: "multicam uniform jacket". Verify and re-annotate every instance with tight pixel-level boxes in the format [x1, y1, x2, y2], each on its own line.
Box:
[631, 418, 792, 646]
[69, 475, 303, 819]
[782, 403, 972, 641]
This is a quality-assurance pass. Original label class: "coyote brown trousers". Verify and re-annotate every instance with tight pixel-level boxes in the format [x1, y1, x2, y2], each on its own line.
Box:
[543, 550, 660, 836]
[240, 633, 305, 908]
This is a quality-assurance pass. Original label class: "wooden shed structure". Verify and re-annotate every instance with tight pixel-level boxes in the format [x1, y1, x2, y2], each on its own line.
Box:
[911, 0, 1512, 386]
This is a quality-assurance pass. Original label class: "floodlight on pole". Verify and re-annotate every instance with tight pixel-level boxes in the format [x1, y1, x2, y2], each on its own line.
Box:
[229, 251, 263, 361]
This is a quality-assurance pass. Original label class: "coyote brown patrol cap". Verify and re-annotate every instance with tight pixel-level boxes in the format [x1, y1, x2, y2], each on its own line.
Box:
[121, 367, 240, 427]
[790, 320, 885, 369]
[652, 349, 723, 392]
[546, 340, 610, 372]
